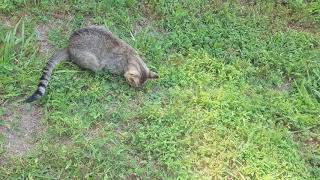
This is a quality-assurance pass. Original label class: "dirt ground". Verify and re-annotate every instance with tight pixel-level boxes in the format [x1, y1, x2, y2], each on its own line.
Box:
[0, 104, 43, 159]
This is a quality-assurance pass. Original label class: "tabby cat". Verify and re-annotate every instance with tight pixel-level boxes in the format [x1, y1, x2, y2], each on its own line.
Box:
[26, 25, 158, 102]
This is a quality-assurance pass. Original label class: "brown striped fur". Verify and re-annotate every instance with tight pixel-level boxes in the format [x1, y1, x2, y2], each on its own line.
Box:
[26, 26, 158, 103]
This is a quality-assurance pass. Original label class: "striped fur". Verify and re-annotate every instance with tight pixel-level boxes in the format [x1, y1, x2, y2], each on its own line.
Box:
[26, 26, 158, 102]
[25, 49, 69, 102]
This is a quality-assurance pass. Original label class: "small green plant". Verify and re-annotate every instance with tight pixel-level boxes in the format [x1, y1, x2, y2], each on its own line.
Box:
[1, 20, 23, 74]
[0, 0, 319, 179]
[0, 0, 27, 14]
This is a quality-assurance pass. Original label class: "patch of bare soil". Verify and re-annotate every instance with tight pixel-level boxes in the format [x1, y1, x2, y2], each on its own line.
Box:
[83, 16, 94, 27]
[85, 122, 104, 140]
[0, 15, 13, 27]
[288, 21, 319, 34]
[0, 104, 43, 157]
[239, 0, 257, 6]
[133, 17, 149, 35]
[274, 81, 291, 92]
[305, 137, 320, 149]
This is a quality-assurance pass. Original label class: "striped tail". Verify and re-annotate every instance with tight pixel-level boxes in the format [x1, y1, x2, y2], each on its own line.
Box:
[25, 49, 69, 103]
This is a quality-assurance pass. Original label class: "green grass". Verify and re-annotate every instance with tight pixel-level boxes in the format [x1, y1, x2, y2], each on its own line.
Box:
[1, 0, 320, 179]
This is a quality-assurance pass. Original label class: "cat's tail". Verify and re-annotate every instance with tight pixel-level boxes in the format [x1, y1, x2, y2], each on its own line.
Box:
[25, 49, 69, 103]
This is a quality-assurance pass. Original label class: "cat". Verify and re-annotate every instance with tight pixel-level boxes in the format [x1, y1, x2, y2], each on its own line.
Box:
[25, 25, 158, 103]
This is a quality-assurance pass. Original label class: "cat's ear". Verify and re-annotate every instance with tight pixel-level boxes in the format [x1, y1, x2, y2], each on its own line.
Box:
[148, 71, 158, 79]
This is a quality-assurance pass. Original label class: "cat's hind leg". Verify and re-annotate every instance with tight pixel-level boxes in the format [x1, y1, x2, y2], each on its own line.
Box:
[69, 50, 102, 72]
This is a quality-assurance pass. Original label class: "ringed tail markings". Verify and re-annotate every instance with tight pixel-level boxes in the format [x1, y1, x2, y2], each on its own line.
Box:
[25, 49, 69, 103]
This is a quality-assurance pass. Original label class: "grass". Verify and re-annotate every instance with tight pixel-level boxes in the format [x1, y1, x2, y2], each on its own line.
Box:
[0, 0, 320, 179]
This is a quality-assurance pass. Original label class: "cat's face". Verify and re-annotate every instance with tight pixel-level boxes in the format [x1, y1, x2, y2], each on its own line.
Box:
[125, 70, 142, 87]
[125, 69, 158, 87]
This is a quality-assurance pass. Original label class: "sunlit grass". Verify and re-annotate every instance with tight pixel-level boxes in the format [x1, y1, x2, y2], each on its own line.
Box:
[0, 0, 319, 179]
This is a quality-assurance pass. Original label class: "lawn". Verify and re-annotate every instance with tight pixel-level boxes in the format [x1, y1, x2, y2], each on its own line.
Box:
[0, 0, 319, 179]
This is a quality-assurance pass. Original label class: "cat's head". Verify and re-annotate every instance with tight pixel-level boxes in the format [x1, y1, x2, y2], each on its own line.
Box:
[124, 68, 158, 87]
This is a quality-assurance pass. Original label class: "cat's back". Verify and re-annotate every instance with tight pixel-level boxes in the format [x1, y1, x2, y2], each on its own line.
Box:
[68, 26, 137, 74]
[68, 26, 124, 51]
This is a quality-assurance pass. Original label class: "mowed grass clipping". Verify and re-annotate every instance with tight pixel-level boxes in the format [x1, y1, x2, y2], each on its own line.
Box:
[0, 0, 320, 179]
